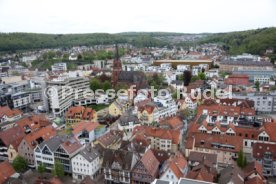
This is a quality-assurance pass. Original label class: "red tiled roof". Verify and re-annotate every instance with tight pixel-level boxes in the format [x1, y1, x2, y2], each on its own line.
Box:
[72, 121, 99, 135]
[244, 161, 264, 180]
[61, 137, 83, 154]
[0, 161, 16, 183]
[160, 116, 183, 130]
[190, 132, 243, 153]
[23, 125, 57, 149]
[133, 126, 180, 144]
[0, 126, 25, 150]
[16, 115, 50, 133]
[0, 106, 22, 118]
[140, 149, 160, 177]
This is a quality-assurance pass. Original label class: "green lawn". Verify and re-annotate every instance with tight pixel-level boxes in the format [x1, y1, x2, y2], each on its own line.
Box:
[88, 104, 109, 111]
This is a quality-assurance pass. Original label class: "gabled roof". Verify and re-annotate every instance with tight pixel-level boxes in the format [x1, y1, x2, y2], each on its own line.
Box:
[244, 161, 264, 180]
[0, 106, 22, 118]
[0, 126, 25, 150]
[72, 121, 99, 135]
[22, 125, 56, 149]
[102, 149, 136, 171]
[16, 115, 50, 133]
[77, 145, 99, 163]
[133, 126, 181, 145]
[139, 149, 159, 177]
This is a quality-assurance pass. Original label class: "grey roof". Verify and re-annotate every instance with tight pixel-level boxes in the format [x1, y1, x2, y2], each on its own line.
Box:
[219, 165, 244, 184]
[102, 149, 135, 171]
[155, 180, 171, 184]
[38, 135, 67, 152]
[171, 80, 183, 85]
[220, 60, 273, 66]
[179, 178, 215, 184]
[78, 145, 99, 162]
[188, 151, 217, 166]
[119, 111, 139, 126]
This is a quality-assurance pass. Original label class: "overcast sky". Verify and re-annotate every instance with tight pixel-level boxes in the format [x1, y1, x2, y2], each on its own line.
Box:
[0, 0, 275, 34]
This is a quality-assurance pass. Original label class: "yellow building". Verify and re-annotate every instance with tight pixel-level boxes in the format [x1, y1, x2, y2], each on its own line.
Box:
[108, 99, 131, 117]
[66, 106, 97, 126]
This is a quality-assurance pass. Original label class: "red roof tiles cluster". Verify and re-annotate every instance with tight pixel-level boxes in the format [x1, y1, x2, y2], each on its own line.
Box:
[0, 161, 16, 183]
[66, 106, 96, 121]
[0, 106, 22, 119]
[16, 115, 50, 133]
[72, 121, 100, 135]
[133, 126, 181, 145]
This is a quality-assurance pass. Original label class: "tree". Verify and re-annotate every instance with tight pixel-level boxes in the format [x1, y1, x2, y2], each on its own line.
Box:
[77, 54, 83, 60]
[103, 81, 112, 91]
[12, 155, 28, 173]
[90, 78, 101, 91]
[183, 70, 192, 86]
[52, 160, 64, 178]
[198, 72, 206, 80]
[255, 81, 260, 91]
[191, 75, 200, 82]
[237, 150, 247, 168]
[38, 163, 46, 174]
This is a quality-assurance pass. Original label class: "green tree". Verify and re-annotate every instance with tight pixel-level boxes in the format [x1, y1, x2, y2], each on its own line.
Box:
[52, 160, 64, 178]
[37, 163, 46, 174]
[255, 81, 260, 91]
[237, 150, 247, 168]
[90, 78, 101, 91]
[191, 75, 200, 82]
[103, 81, 112, 91]
[198, 72, 206, 80]
[12, 155, 28, 173]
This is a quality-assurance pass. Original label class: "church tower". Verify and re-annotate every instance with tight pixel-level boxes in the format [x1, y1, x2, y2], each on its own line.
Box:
[112, 44, 122, 87]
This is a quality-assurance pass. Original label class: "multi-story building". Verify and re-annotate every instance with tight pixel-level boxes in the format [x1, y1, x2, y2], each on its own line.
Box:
[46, 77, 90, 117]
[253, 142, 276, 177]
[219, 60, 273, 72]
[102, 149, 139, 184]
[117, 110, 140, 139]
[65, 106, 97, 127]
[131, 149, 160, 184]
[133, 126, 181, 153]
[18, 125, 56, 167]
[35, 135, 83, 173]
[71, 145, 100, 180]
[72, 122, 100, 145]
[51, 63, 67, 72]
[233, 91, 276, 114]
[11, 92, 31, 110]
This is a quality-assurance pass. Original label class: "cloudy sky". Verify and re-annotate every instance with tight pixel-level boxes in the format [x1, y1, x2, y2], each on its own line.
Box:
[0, 0, 275, 34]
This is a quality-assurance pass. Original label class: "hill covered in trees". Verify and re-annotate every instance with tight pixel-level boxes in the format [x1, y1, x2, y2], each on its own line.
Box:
[1, 28, 276, 56]
[200, 27, 276, 55]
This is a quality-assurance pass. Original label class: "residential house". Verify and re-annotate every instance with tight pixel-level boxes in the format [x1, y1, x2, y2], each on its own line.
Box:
[72, 121, 100, 145]
[18, 125, 56, 167]
[0, 106, 22, 123]
[186, 157, 217, 183]
[133, 126, 181, 153]
[118, 110, 140, 140]
[219, 164, 244, 184]
[159, 116, 184, 131]
[185, 133, 243, 165]
[71, 145, 100, 180]
[96, 130, 123, 149]
[0, 126, 25, 161]
[244, 161, 266, 184]
[160, 152, 188, 184]
[252, 142, 276, 177]
[102, 149, 139, 184]
[109, 98, 131, 117]
[188, 152, 217, 169]
[132, 149, 160, 184]
[34, 135, 83, 173]
[16, 115, 50, 134]
[66, 106, 97, 127]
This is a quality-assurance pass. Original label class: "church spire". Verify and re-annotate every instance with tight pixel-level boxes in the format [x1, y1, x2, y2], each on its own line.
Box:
[115, 43, 119, 61]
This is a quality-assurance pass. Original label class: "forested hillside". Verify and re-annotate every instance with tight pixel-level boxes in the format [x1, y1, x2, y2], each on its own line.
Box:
[200, 27, 276, 55]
